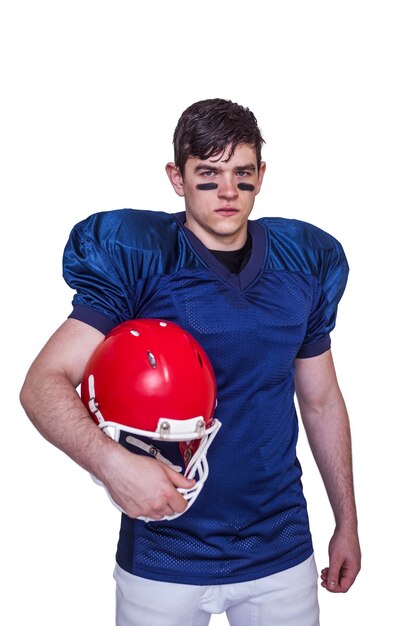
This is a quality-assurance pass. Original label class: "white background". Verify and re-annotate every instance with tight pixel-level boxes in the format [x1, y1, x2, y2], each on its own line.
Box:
[0, 1, 416, 624]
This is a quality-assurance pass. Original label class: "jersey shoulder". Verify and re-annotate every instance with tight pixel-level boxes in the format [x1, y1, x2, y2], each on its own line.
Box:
[64, 209, 204, 300]
[71, 208, 180, 252]
[257, 216, 348, 281]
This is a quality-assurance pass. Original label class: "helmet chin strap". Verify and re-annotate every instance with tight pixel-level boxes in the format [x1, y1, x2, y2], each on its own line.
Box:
[87, 369, 221, 522]
[124, 436, 183, 472]
[90, 427, 219, 523]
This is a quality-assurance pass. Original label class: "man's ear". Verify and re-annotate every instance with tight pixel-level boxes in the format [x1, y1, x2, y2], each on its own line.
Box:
[255, 161, 266, 196]
[165, 162, 185, 197]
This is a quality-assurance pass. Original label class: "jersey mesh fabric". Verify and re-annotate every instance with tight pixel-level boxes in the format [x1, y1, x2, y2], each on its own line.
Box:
[63, 209, 348, 585]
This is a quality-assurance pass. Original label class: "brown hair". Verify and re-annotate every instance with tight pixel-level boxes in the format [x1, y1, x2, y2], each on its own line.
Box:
[173, 98, 265, 176]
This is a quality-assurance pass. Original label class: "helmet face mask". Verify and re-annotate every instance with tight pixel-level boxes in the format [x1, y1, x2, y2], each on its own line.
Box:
[81, 319, 221, 521]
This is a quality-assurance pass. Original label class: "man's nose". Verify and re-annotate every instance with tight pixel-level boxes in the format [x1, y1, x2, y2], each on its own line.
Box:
[217, 176, 238, 199]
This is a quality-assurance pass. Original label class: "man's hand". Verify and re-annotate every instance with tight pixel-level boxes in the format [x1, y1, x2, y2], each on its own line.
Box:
[320, 526, 361, 593]
[100, 445, 196, 520]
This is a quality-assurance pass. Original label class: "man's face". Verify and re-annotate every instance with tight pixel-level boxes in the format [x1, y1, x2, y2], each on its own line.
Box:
[166, 143, 266, 250]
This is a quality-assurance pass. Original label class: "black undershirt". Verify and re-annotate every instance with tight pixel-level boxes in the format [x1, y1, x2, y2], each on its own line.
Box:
[208, 233, 252, 275]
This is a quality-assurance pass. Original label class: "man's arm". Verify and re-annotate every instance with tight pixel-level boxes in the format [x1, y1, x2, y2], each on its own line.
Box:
[294, 349, 361, 593]
[20, 318, 194, 519]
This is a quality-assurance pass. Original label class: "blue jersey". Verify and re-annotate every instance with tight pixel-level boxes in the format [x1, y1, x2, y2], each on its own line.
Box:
[63, 209, 348, 585]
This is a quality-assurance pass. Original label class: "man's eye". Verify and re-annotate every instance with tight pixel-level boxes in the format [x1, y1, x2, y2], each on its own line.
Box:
[202, 171, 215, 177]
[237, 170, 249, 177]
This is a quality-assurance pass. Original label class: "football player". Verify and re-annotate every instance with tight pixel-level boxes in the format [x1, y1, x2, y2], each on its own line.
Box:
[20, 98, 361, 626]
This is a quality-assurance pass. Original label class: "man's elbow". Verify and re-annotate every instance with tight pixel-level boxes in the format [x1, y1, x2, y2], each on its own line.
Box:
[19, 362, 56, 420]
[20, 369, 39, 420]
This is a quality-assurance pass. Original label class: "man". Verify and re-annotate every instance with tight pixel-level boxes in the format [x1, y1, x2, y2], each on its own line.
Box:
[20, 98, 361, 625]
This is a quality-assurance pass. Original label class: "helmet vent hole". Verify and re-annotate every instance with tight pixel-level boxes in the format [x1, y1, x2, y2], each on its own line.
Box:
[197, 353, 203, 367]
[130, 330, 140, 337]
[147, 351, 157, 369]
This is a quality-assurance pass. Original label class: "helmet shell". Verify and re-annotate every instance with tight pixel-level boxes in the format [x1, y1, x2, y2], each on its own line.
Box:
[81, 319, 217, 436]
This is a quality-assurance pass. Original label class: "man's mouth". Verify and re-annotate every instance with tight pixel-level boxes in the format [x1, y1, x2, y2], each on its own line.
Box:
[215, 207, 238, 215]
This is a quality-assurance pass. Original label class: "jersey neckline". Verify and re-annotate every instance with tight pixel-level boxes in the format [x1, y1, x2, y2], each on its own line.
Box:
[173, 212, 267, 290]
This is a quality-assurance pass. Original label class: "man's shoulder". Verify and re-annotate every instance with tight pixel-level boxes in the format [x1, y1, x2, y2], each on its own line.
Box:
[73, 208, 178, 231]
[64, 209, 194, 291]
[256, 216, 347, 278]
[71, 209, 181, 247]
[257, 215, 342, 251]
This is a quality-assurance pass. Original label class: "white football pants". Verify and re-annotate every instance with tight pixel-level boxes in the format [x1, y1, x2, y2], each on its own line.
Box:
[114, 554, 319, 626]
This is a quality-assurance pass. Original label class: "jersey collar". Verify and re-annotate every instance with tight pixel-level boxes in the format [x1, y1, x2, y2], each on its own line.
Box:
[174, 212, 267, 290]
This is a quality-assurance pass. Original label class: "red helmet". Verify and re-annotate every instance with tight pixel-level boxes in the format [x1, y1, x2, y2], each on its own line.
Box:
[81, 319, 221, 521]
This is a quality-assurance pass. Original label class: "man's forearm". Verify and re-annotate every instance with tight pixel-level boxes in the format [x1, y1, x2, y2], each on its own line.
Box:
[20, 319, 117, 480]
[20, 366, 117, 479]
[295, 351, 358, 527]
[300, 394, 358, 529]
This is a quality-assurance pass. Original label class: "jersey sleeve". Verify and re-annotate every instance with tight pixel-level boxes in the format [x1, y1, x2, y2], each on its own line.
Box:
[296, 236, 349, 358]
[63, 212, 135, 334]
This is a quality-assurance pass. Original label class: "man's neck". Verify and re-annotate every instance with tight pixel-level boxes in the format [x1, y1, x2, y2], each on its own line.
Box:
[183, 219, 248, 251]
